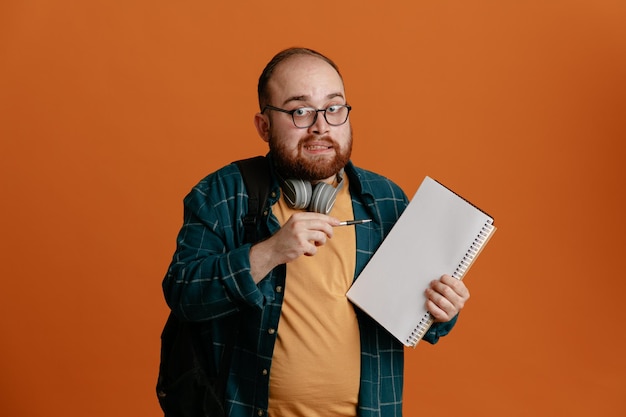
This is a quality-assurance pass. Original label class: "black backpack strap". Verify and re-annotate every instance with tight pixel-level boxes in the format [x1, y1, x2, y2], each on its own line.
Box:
[233, 156, 272, 244]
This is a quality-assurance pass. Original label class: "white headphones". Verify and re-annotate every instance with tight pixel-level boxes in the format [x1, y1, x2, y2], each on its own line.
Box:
[280, 170, 344, 215]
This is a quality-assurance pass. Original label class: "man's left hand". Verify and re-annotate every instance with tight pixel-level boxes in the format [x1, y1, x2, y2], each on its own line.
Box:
[425, 274, 470, 323]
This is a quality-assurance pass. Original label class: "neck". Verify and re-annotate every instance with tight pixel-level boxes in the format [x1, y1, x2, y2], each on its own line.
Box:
[314, 168, 344, 187]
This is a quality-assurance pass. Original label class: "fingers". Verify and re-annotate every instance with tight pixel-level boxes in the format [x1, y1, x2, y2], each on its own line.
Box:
[425, 274, 470, 322]
[273, 212, 338, 261]
[287, 212, 335, 238]
[302, 229, 331, 256]
[249, 213, 333, 281]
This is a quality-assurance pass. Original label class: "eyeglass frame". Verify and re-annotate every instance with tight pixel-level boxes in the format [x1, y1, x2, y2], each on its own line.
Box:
[261, 104, 352, 129]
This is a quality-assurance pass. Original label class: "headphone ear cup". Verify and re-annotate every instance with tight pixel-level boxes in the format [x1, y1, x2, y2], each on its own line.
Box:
[310, 183, 337, 214]
[282, 179, 312, 210]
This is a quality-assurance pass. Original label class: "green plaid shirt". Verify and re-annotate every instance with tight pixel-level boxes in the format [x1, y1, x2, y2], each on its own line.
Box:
[163, 156, 457, 417]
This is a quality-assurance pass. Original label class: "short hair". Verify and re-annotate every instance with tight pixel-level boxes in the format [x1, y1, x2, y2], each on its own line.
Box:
[257, 47, 343, 110]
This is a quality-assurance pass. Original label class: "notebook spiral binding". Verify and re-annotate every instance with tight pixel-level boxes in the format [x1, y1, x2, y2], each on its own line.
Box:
[406, 314, 435, 346]
[404, 219, 496, 347]
[452, 220, 495, 280]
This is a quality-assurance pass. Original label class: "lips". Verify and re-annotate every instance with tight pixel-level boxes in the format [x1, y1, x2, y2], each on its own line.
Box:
[301, 137, 335, 152]
[305, 144, 332, 151]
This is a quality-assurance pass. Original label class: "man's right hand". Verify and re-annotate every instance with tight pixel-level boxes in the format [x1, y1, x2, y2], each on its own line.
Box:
[249, 212, 339, 283]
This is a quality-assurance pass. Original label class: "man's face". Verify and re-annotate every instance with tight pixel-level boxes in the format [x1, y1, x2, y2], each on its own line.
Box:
[263, 55, 352, 183]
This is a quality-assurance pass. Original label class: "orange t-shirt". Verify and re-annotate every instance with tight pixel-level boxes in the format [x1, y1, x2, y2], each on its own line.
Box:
[268, 176, 360, 417]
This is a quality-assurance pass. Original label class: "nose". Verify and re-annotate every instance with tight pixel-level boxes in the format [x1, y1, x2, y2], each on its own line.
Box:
[308, 109, 330, 135]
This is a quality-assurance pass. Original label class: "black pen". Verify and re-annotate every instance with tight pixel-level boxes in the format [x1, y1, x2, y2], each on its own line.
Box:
[336, 219, 373, 226]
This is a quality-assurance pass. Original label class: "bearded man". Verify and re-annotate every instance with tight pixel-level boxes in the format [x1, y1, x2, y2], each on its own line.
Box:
[161, 47, 470, 417]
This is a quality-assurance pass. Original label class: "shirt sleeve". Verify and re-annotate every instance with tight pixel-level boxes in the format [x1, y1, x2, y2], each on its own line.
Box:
[162, 170, 266, 322]
[422, 314, 459, 344]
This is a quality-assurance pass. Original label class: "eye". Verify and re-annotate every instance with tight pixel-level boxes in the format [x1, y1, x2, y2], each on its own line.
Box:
[326, 105, 342, 114]
[293, 108, 314, 117]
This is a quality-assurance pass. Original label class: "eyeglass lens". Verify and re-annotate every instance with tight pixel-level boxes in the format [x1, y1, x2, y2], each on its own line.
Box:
[293, 106, 350, 128]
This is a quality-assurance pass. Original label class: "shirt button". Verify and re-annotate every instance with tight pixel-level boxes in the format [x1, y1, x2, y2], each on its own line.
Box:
[257, 409, 264, 416]
[262, 368, 268, 376]
[271, 191, 277, 198]
[275, 286, 283, 293]
[268, 328, 276, 335]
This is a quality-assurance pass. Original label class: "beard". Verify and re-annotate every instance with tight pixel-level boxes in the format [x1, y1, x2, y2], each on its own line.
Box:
[268, 129, 353, 181]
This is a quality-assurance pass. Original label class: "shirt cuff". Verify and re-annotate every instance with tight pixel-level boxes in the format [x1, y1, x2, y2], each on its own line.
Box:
[422, 314, 459, 344]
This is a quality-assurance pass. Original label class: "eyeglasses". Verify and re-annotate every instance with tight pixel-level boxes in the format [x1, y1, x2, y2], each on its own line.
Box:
[262, 104, 352, 129]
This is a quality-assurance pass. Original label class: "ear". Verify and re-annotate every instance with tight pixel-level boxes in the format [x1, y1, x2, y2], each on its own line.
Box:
[254, 112, 270, 143]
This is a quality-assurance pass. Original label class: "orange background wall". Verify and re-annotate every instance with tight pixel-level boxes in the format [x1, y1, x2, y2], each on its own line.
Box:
[1, 1, 624, 416]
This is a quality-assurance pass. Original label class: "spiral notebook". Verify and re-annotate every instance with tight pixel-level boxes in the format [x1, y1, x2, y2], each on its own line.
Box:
[346, 176, 496, 347]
